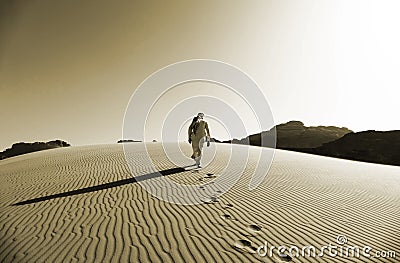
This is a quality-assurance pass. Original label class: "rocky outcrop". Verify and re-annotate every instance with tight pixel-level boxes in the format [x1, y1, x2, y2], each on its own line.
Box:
[227, 121, 352, 148]
[0, 140, 70, 160]
[276, 121, 352, 148]
[297, 130, 400, 166]
[117, 139, 142, 143]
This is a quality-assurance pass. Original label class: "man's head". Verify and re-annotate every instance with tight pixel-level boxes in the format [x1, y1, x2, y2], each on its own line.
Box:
[197, 112, 204, 119]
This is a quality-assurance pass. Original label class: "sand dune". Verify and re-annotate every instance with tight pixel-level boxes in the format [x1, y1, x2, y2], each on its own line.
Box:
[1, 143, 399, 262]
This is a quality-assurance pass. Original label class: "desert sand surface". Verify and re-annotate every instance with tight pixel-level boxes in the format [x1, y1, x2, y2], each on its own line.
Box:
[1, 143, 399, 262]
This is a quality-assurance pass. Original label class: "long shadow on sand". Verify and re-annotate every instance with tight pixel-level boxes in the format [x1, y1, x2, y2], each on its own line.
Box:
[12, 166, 193, 206]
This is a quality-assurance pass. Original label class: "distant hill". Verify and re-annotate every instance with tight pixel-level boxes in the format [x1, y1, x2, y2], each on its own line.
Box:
[290, 130, 400, 166]
[226, 121, 352, 148]
[0, 140, 70, 160]
[276, 121, 353, 148]
[221, 121, 400, 166]
[117, 139, 142, 143]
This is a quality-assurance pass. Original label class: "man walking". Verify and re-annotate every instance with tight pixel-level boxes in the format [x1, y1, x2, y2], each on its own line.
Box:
[188, 113, 210, 168]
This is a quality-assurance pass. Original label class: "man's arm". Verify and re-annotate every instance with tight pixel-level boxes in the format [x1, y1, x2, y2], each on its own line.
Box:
[188, 123, 193, 143]
[205, 122, 210, 142]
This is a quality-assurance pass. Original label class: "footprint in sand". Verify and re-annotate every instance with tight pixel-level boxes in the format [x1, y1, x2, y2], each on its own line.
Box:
[247, 224, 262, 233]
[200, 196, 219, 204]
[224, 203, 233, 209]
[232, 239, 258, 254]
[198, 173, 218, 181]
[239, 224, 263, 237]
[277, 253, 292, 262]
[220, 214, 232, 220]
[210, 196, 218, 202]
[205, 173, 218, 179]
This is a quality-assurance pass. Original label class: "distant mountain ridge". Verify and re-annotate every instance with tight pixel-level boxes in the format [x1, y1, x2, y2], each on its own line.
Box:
[0, 140, 70, 160]
[117, 139, 142, 143]
[223, 120, 399, 166]
[276, 121, 353, 148]
[290, 130, 400, 166]
[2, 122, 398, 166]
[228, 121, 352, 148]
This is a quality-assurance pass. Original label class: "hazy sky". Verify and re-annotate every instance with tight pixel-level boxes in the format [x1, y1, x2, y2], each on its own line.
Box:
[1, 0, 399, 149]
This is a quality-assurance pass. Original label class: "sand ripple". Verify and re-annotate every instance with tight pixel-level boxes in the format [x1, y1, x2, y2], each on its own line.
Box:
[1, 143, 400, 262]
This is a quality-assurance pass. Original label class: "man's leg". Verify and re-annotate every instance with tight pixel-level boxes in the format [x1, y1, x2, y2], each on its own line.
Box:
[191, 138, 200, 166]
[196, 137, 205, 167]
